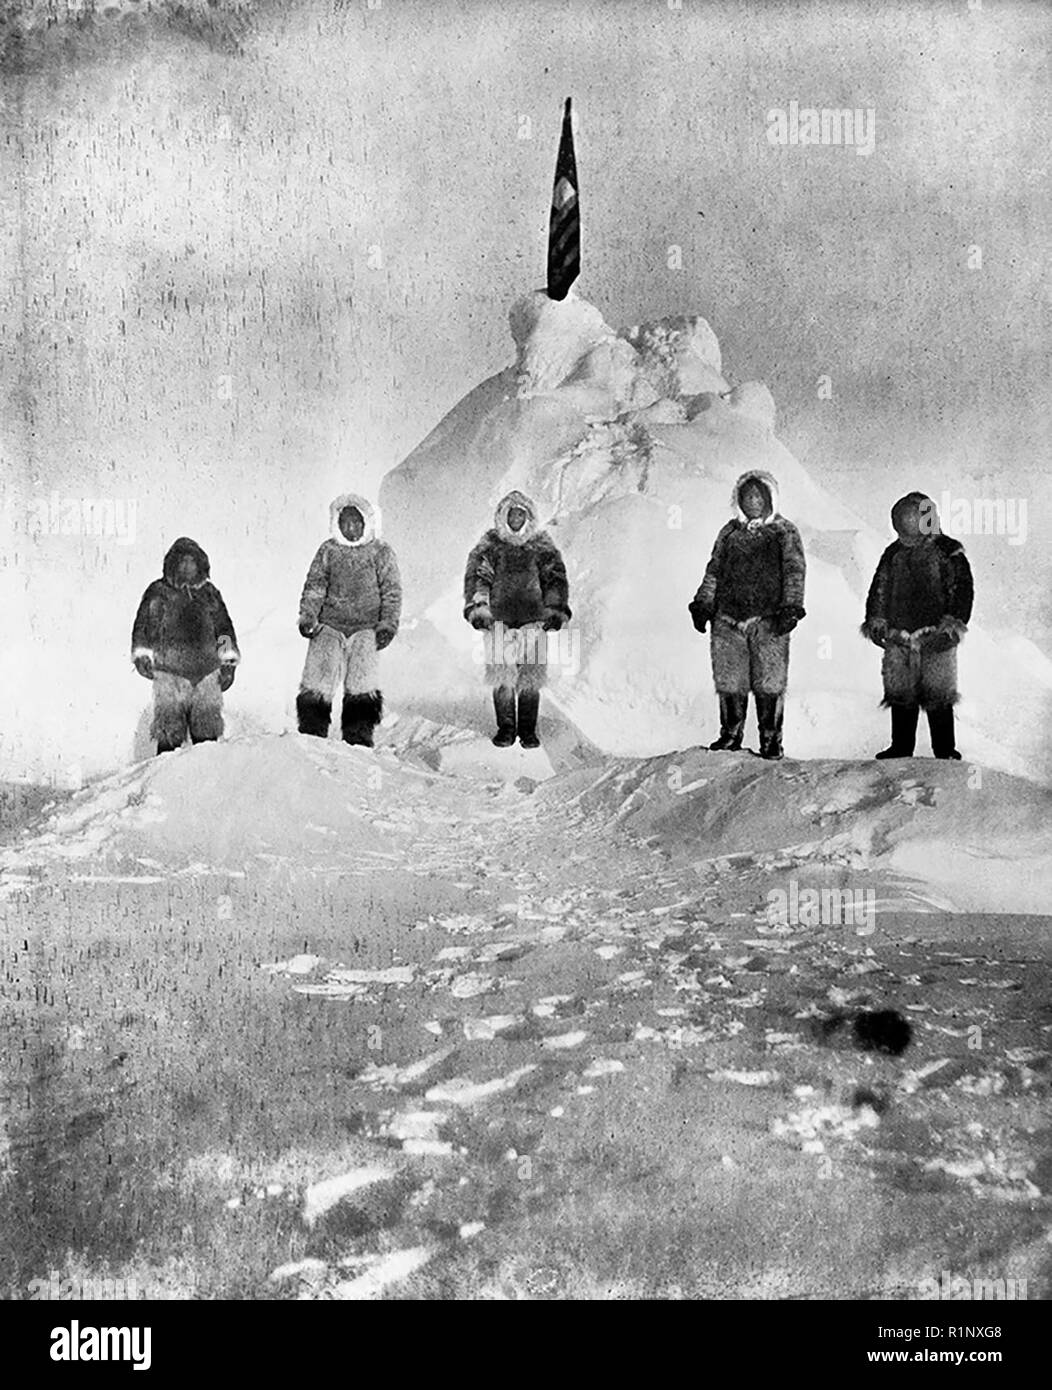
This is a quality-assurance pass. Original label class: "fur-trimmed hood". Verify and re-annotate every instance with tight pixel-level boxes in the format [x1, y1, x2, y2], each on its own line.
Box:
[493, 491, 539, 546]
[162, 537, 211, 589]
[464, 494, 571, 629]
[134, 538, 238, 681]
[330, 492, 380, 547]
[732, 470, 780, 525]
[891, 491, 942, 538]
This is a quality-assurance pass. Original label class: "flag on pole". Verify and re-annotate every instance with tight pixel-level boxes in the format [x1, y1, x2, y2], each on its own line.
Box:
[547, 97, 580, 301]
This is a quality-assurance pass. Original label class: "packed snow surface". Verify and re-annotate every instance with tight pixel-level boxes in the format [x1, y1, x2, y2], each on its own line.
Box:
[4, 732, 1049, 916]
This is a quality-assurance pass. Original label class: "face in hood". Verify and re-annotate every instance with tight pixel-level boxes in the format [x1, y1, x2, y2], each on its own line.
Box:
[493, 490, 539, 545]
[732, 470, 779, 524]
[330, 492, 379, 546]
[163, 537, 210, 588]
[891, 491, 940, 541]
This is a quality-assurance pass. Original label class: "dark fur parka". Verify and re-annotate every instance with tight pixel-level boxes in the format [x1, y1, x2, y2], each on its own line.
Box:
[463, 492, 571, 630]
[863, 523, 973, 638]
[861, 493, 974, 710]
[131, 538, 239, 684]
[690, 470, 806, 624]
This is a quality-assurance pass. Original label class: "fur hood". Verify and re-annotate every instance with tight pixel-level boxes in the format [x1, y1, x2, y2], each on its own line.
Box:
[891, 491, 942, 538]
[330, 492, 380, 547]
[162, 537, 211, 589]
[732, 470, 780, 525]
[134, 538, 238, 680]
[493, 491, 539, 546]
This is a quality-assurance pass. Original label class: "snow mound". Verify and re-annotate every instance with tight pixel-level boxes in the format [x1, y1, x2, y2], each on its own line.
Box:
[4, 719, 1050, 920]
[543, 749, 1052, 915]
[0, 734, 463, 876]
[380, 290, 1052, 784]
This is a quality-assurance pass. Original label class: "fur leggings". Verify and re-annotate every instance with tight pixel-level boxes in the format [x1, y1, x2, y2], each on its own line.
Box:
[152, 670, 224, 748]
[299, 626, 381, 700]
[482, 621, 549, 691]
[710, 615, 790, 695]
[881, 638, 959, 709]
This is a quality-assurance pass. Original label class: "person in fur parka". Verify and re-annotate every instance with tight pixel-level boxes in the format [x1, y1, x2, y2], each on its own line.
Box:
[463, 490, 571, 748]
[296, 493, 402, 747]
[688, 470, 806, 760]
[862, 491, 973, 760]
[131, 537, 240, 755]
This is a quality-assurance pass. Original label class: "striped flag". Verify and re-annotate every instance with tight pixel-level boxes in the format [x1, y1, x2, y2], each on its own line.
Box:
[546, 97, 580, 301]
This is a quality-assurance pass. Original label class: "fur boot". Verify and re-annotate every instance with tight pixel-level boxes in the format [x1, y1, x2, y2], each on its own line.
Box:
[755, 692, 784, 760]
[709, 693, 748, 751]
[875, 704, 920, 759]
[927, 706, 961, 760]
[341, 692, 383, 747]
[517, 688, 541, 749]
[492, 686, 517, 747]
[296, 691, 332, 738]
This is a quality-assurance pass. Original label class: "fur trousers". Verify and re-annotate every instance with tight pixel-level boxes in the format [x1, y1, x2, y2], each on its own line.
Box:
[152, 670, 223, 747]
[482, 621, 549, 691]
[300, 626, 381, 700]
[710, 615, 790, 696]
[881, 636, 959, 709]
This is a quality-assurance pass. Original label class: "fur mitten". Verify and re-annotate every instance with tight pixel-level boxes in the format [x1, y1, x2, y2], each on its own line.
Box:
[774, 608, 802, 636]
[929, 616, 967, 652]
[688, 601, 711, 634]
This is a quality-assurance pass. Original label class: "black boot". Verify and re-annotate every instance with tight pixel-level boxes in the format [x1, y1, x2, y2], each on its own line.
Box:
[927, 706, 961, 760]
[755, 692, 785, 760]
[156, 739, 183, 755]
[517, 689, 541, 749]
[709, 693, 748, 751]
[492, 686, 517, 747]
[875, 704, 919, 759]
[341, 692, 382, 747]
[296, 691, 332, 738]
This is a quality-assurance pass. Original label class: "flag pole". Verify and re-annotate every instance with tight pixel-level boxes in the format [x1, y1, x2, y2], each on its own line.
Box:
[546, 97, 580, 301]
